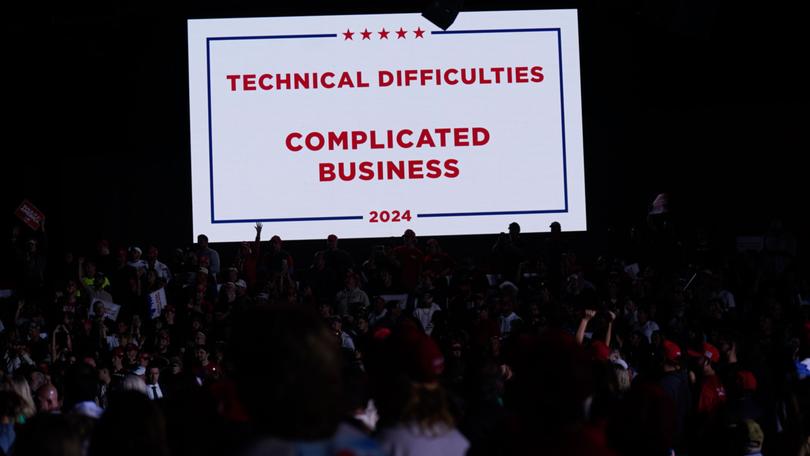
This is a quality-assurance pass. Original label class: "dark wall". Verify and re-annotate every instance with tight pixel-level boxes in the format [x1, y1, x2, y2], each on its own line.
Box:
[3, 0, 806, 256]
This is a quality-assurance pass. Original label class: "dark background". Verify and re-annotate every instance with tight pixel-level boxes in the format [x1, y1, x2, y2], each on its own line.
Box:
[2, 0, 806, 259]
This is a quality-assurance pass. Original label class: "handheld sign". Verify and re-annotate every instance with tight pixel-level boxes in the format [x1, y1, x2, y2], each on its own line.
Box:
[148, 288, 168, 319]
[15, 199, 45, 231]
[90, 300, 122, 322]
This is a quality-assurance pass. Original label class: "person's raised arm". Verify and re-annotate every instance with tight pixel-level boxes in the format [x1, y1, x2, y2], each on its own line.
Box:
[576, 309, 596, 345]
[605, 310, 616, 348]
[14, 299, 26, 324]
[249, 222, 263, 262]
[50, 326, 59, 361]
[254, 222, 262, 245]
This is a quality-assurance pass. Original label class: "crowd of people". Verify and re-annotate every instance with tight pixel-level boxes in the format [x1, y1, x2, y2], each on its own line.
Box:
[0, 206, 808, 456]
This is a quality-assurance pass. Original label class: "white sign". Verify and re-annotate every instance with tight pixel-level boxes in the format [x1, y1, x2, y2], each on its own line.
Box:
[379, 293, 409, 309]
[189, 10, 586, 241]
[148, 288, 168, 319]
[90, 300, 122, 321]
[736, 236, 764, 253]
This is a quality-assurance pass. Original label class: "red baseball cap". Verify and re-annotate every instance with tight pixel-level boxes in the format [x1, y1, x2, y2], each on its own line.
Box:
[687, 342, 720, 363]
[590, 340, 610, 362]
[373, 327, 392, 341]
[390, 326, 444, 383]
[663, 340, 682, 363]
[736, 370, 757, 392]
[409, 335, 445, 382]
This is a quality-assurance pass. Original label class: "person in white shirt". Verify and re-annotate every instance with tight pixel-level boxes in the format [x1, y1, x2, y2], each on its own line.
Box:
[73, 400, 103, 419]
[3, 343, 34, 375]
[710, 273, 736, 312]
[636, 307, 660, 343]
[413, 292, 441, 335]
[197, 234, 221, 279]
[335, 273, 370, 316]
[368, 296, 388, 328]
[146, 245, 172, 284]
[145, 365, 164, 400]
[329, 317, 356, 352]
[498, 297, 522, 337]
[126, 246, 147, 271]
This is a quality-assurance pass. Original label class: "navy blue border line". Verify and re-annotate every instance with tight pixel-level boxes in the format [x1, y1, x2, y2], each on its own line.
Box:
[431, 27, 560, 34]
[205, 33, 352, 224]
[212, 215, 364, 223]
[205, 28, 570, 224]
[418, 27, 569, 219]
[557, 28, 569, 212]
[206, 38, 215, 223]
[419, 209, 567, 218]
[209, 34, 337, 42]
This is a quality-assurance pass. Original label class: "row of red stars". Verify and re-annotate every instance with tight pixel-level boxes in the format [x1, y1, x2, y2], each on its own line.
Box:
[342, 27, 426, 40]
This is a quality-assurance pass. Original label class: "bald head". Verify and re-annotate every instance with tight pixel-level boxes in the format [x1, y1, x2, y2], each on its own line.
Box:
[36, 384, 60, 413]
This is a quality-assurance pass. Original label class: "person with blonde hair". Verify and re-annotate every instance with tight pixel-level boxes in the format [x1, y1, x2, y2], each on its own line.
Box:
[2, 374, 36, 419]
[371, 323, 469, 456]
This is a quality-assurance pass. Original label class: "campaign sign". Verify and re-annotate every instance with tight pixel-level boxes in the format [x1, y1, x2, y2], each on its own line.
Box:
[148, 288, 168, 319]
[15, 199, 45, 231]
[90, 300, 122, 322]
[188, 10, 586, 241]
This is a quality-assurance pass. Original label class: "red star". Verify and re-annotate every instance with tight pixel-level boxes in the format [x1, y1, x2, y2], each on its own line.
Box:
[396, 27, 407, 39]
[378, 28, 390, 39]
[413, 27, 425, 38]
[342, 29, 354, 40]
[360, 28, 372, 40]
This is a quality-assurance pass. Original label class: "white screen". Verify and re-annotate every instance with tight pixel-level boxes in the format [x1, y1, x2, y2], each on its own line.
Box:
[188, 10, 586, 241]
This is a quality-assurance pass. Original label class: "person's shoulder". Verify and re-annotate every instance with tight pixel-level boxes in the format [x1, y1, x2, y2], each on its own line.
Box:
[436, 427, 469, 446]
[244, 425, 384, 456]
[332, 423, 384, 455]
[378, 424, 469, 453]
